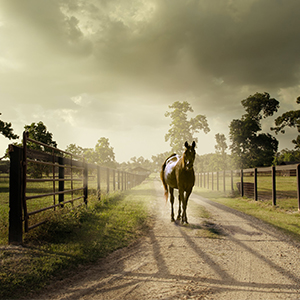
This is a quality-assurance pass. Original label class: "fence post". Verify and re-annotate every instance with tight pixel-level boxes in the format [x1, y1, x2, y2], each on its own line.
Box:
[207, 172, 209, 189]
[97, 166, 101, 201]
[83, 161, 88, 205]
[118, 170, 120, 190]
[254, 168, 258, 201]
[203, 172, 205, 188]
[113, 170, 116, 191]
[223, 170, 226, 192]
[241, 169, 244, 197]
[8, 145, 23, 245]
[200, 173, 202, 187]
[272, 166, 276, 206]
[231, 171, 233, 191]
[58, 156, 64, 206]
[217, 172, 219, 191]
[297, 164, 300, 211]
[107, 168, 110, 193]
[212, 172, 214, 190]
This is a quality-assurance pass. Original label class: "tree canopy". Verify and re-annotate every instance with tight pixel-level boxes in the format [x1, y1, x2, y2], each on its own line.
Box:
[0, 113, 18, 140]
[229, 92, 279, 168]
[165, 101, 210, 153]
[25, 121, 57, 150]
[272, 96, 300, 149]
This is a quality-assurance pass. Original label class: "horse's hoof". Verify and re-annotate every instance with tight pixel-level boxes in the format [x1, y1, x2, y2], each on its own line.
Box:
[171, 218, 175, 222]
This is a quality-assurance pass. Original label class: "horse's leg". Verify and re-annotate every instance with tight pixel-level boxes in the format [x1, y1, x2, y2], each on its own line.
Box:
[170, 187, 175, 222]
[177, 190, 183, 221]
[182, 189, 192, 224]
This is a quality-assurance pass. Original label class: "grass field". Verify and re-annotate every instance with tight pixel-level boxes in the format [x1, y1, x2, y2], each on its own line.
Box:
[196, 172, 299, 202]
[193, 185, 300, 242]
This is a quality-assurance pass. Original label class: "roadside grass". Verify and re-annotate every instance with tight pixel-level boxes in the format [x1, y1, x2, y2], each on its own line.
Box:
[193, 186, 300, 242]
[0, 178, 155, 300]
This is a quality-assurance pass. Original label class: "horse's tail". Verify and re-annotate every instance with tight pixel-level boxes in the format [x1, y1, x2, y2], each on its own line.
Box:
[160, 154, 176, 202]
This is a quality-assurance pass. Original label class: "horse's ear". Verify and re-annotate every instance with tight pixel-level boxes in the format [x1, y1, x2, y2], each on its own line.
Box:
[184, 141, 189, 148]
[192, 141, 196, 148]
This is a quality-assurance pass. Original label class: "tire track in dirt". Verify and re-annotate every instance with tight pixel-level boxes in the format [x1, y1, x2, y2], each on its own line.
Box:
[36, 178, 300, 299]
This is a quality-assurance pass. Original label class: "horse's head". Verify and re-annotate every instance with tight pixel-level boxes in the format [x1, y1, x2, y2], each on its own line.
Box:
[183, 141, 196, 171]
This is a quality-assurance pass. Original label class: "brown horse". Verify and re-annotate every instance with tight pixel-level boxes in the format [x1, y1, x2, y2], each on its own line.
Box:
[160, 141, 196, 224]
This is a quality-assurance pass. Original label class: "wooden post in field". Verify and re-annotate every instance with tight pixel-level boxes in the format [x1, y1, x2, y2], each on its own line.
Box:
[203, 172, 205, 188]
[272, 166, 276, 206]
[113, 170, 116, 191]
[240, 169, 244, 197]
[212, 172, 214, 190]
[297, 164, 300, 211]
[58, 156, 64, 206]
[223, 170, 226, 192]
[118, 170, 120, 190]
[217, 171, 219, 191]
[207, 172, 209, 189]
[8, 145, 23, 245]
[254, 168, 258, 201]
[83, 161, 88, 205]
[231, 171, 233, 192]
[107, 168, 110, 193]
[97, 166, 101, 201]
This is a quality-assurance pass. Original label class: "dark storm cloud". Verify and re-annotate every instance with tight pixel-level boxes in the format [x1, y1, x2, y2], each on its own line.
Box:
[1, 0, 300, 160]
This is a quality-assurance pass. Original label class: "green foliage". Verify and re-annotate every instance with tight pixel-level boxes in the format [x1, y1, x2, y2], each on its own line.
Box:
[273, 148, 300, 165]
[229, 92, 279, 168]
[214, 133, 228, 170]
[272, 96, 300, 149]
[0, 113, 19, 140]
[24, 121, 57, 178]
[165, 101, 210, 153]
[66, 137, 116, 168]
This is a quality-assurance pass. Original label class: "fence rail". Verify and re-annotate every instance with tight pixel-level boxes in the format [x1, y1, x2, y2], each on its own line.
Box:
[196, 164, 300, 211]
[8, 132, 147, 245]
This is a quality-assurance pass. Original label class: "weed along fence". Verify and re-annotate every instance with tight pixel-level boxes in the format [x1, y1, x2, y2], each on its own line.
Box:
[196, 164, 300, 211]
[8, 132, 147, 245]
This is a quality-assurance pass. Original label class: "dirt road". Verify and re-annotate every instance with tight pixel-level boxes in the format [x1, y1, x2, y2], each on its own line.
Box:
[38, 178, 300, 299]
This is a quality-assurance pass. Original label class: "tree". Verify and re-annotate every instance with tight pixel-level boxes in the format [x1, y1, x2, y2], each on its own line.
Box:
[65, 144, 84, 157]
[229, 92, 279, 168]
[25, 121, 57, 150]
[24, 121, 57, 177]
[0, 113, 19, 140]
[271, 96, 300, 149]
[215, 133, 227, 170]
[94, 137, 116, 168]
[165, 101, 210, 153]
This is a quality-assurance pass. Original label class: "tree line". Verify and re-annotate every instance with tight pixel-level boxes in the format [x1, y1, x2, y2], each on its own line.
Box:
[1, 92, 300, 174]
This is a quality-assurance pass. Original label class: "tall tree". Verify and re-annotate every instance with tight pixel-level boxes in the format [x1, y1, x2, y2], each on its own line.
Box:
[165, 101, 210, 153]
[24, 121, 57, 177]
[65, 144, 84, 157]
[229, 92, 279, 168]
[272, 96, 300, 149]
[25, 121, 57, 150]
[94, 137, 116, 168]
[215, 133, 227, 170]
[0, 113, 18, 140]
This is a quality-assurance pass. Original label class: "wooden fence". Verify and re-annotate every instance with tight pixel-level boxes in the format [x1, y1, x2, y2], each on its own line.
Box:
[8, 132, 147, 245]
[196, 164, 300, 210]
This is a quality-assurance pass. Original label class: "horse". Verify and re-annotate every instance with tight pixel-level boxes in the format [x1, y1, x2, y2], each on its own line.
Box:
[160, 141, 196, 224]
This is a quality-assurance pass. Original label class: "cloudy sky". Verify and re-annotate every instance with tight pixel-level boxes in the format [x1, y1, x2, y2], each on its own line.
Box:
[1, 0, 300, 162]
